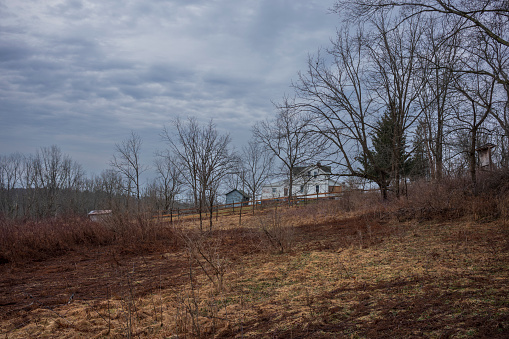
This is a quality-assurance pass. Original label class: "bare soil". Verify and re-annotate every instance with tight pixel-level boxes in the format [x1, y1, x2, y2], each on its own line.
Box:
[1, 208, 509, 338]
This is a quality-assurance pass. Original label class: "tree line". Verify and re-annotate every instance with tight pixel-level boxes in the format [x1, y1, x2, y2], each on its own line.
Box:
[0, 145, 129, 220]
[280, 0, 509, 198]
[0, 121, 273, 228]
[2, 0, 508, 221]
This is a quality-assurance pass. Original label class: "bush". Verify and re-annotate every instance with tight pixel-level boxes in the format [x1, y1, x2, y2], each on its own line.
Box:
[395, 170, 509, 222]
[256, 207, 295, 254]
[0, 216, 113, 264]
[0, 212, 180, 264]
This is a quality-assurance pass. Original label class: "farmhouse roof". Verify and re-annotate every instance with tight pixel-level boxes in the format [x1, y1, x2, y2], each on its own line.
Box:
[225, 189, 250, 198]
[292, 163, 331, 176]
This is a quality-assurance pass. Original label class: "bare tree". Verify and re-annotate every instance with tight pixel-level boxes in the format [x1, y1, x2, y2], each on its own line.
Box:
[240, 140, 274, 211]
[333, 1, 509, 87]
[0, 153, 23, 218]
[29, 145, 85, 217]
[110, 131, 148, 212]
[0, 146, 87, 218]
[334, 0, 509, 136]
[292, 27, 388, 197]
[36, 145, 64, 214]
[223, 154, 244, 192]
[416, 16, 463, 180]
[163, 117, 234, 230]
[366, 15, 427, 196]
[163, 118, 200, 218]
[452, 65, 496, 192]
[470, 26, 509, 140]
[333, 0, 509, 48]
[293, 13, 431, 199]
[18, 154, 38, 218]
[93, 169, 124, 210]
[253, 99, 322, 201]
[153, 152, 182, 215]
[59, 153, 86, 215]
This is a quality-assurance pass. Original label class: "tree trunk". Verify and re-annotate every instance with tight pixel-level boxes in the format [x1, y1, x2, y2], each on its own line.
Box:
[470, 127, 478, 195]
[288, 171, 293, 205]
[209, 204, 213, 231]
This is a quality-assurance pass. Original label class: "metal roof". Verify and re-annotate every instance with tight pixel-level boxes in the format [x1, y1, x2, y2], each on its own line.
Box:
[225, 189, 250, 198]
[87, 210, 112, 215]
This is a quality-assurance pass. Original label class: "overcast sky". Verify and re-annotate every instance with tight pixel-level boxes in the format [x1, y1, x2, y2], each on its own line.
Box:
[1, 0, 338, 178]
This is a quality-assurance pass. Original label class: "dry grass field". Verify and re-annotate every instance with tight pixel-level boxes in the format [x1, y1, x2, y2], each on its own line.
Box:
[1, 180, 509, 338]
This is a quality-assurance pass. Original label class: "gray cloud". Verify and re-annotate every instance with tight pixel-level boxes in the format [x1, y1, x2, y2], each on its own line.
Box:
[0, 0, 338, 176]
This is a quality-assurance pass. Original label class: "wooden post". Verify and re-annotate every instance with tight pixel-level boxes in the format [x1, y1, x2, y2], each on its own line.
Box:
[239, 200, 243, 226]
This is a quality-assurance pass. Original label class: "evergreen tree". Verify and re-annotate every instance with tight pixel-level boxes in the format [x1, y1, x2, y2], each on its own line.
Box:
[361, 110, 412, 198]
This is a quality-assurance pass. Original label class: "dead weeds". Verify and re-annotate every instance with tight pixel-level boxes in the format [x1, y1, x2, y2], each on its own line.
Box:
[1, 200, 509, 338]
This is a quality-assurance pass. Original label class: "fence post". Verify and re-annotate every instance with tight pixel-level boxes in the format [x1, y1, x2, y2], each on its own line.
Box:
[239, 201, 243, 226]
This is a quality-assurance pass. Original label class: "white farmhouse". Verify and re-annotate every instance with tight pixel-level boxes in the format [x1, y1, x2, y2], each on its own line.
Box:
[261, 163, 341, 200]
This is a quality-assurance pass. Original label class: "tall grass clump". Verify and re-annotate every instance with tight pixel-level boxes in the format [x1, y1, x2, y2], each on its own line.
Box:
[0, 210, 180, 264]
[473, 169, 509, 221]
[0, 215, 113, 264]
[103, 210, 178, 254]
[256, 207, 295, 254]
[400, 177, 469, 220]
[395, 169, 509, 222]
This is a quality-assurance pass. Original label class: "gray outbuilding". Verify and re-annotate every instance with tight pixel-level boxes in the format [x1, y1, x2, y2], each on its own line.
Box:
[225, 189, 250, 207]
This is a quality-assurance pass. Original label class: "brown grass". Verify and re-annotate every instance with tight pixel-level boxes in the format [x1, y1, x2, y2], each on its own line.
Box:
[1, 177, 509, 338]
[0, 212, 183, 265]
[0, 216, 113, 264]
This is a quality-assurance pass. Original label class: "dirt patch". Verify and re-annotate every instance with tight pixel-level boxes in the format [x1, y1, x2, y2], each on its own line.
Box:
[1, 210, 509, 338]
[0, 248, 187, 320]
[295, 216, 393, 251]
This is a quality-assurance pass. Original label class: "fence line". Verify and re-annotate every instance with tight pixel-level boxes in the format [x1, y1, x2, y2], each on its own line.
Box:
[157, 191, 344, 221]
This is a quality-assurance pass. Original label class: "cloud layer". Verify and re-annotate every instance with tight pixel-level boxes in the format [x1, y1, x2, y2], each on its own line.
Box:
[0, 0, 337, 176]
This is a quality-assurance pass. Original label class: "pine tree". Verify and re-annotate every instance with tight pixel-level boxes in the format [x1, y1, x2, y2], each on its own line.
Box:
[361, 110, 411, 199]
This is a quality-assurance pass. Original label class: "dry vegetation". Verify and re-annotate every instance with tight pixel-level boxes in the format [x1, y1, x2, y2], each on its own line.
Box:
[1, 175, 509, 338]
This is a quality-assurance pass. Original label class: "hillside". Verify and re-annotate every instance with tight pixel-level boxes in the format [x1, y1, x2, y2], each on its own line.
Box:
[1, 187, 509, 338]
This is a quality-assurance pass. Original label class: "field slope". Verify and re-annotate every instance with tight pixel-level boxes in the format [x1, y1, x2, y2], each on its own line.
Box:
[1, 203, 509, 338]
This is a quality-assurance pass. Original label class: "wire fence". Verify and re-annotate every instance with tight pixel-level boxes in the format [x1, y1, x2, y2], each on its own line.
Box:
[156, 191, 345, 222]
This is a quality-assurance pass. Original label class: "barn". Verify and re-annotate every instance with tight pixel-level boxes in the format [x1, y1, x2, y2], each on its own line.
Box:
[225, 189, 250, 207]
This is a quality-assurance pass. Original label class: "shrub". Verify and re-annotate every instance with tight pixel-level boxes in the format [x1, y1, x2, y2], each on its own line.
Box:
[0, 216, 113, 264]
[0, 211, 180, 264]
[256, 207, 295, 254]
